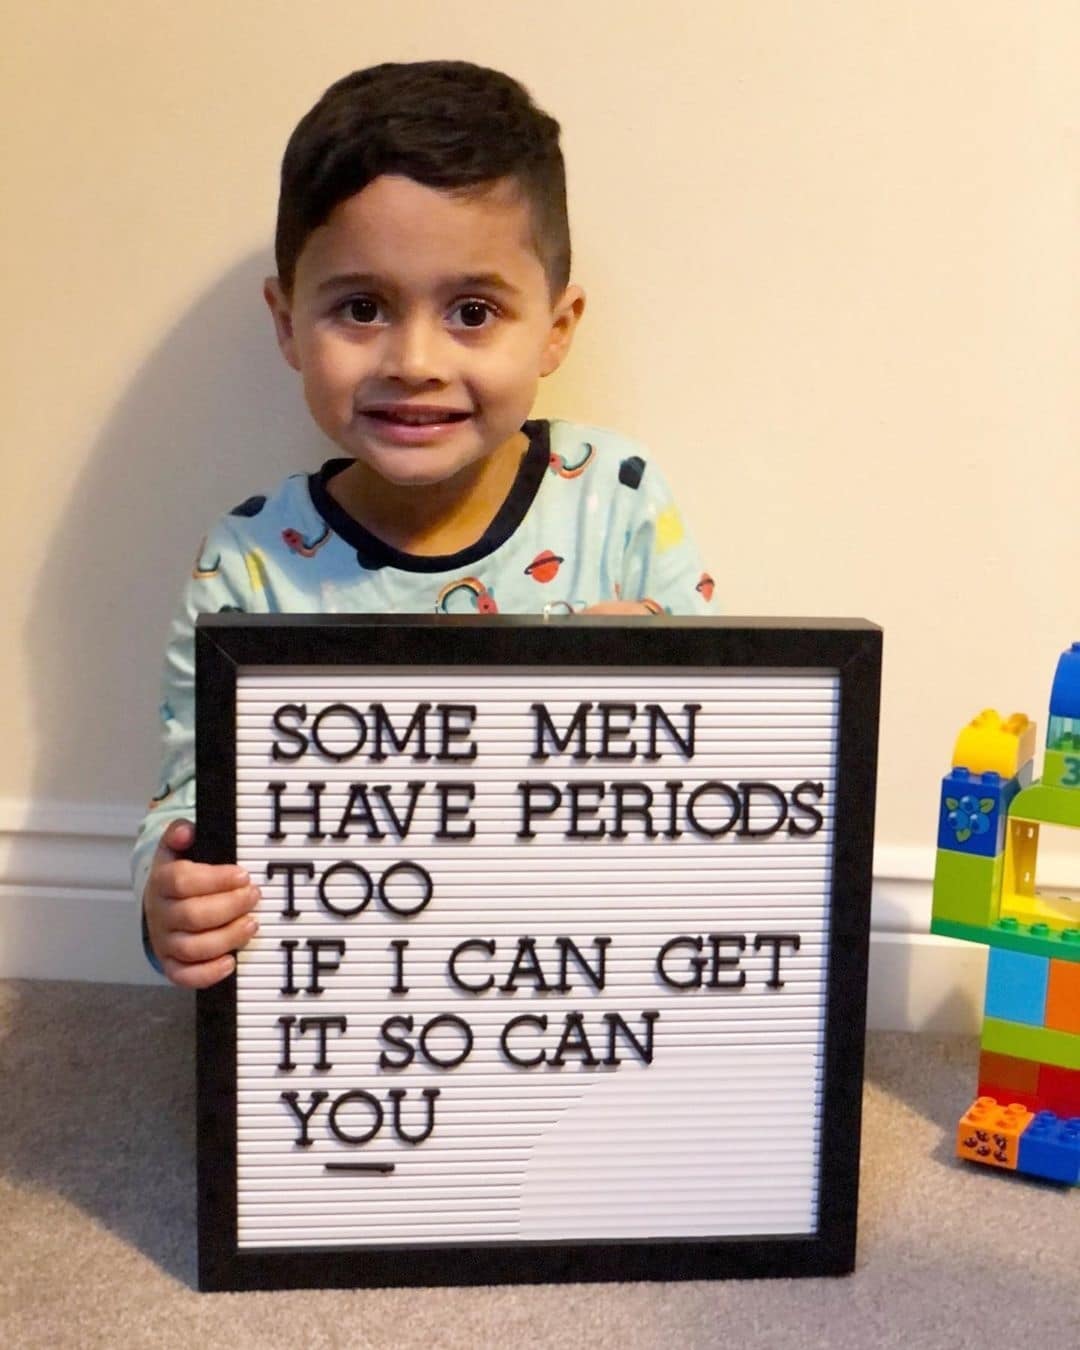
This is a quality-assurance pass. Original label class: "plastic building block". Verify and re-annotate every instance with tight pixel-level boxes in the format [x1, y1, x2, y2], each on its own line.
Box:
[983, 948, 1049, 1026]
[1038, 1063, 1080, 1117]
[976, 1048, 1043, 1112]
[956, 1097, 1034, 1170]
[975, 1080, 1042, 1114]
[931, 849, 1003, 930]
[931, 916, 1080, 962]
[1040, 748, 1080, 790]
[1046, 723, 1080, 754]
[1045, 957, 1080, 1034]
[1016, 1111, 1080, 1184]
[988, 918, 1080, 961]
[1049, 643, 1080, 719]
[1000, 813, 1080, 931]
[936, 768, 1020, 858]
[1007, 783, 1080, 830]
[951, 710, 1035, 780]
[978, 1049, 1041, 1094]
[933, 642, 1080, 1187]
[981, 1016, 1080, 1071]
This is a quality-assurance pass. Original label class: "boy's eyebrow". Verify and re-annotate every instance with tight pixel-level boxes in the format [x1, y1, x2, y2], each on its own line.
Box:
[314, 271, 524, 298]
[454, 272, 524, 297]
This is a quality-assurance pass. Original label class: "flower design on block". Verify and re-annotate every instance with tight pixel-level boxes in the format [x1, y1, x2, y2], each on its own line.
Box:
[945, 794, 995, 844]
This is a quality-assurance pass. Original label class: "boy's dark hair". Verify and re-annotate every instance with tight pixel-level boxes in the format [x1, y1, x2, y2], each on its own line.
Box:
[274, 61, 570, 299]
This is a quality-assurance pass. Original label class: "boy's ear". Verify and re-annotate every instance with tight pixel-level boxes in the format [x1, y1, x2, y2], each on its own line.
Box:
[263, 277, 301, 371]
[539, 284, 586, 378]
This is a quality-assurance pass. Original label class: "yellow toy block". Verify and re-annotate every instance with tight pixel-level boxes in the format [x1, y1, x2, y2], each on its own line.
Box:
[1000, 816, 1080, 932]
[951, 710, 1036, 779]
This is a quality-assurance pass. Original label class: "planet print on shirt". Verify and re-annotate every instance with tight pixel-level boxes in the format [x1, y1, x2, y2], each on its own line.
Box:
[655, 505, 685, 553]
[548, 442, 595, 478]
[244, 550, 270, 592]
[192, 538, 220, 580]
[524, 550, 564, 584]
[436, 577, 498, 614]
[696, 572, 715, 602]
[230, 495, 267, 518]
[282, 525, 331, 558]
[618, 456, 645, 490]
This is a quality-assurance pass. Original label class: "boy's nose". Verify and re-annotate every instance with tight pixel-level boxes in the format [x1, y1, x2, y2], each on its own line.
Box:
[381, 318, 448, 384]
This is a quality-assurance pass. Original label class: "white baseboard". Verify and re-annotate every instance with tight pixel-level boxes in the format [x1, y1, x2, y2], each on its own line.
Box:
[0, 800, 990, 1025]
[0, 798, 165, 985]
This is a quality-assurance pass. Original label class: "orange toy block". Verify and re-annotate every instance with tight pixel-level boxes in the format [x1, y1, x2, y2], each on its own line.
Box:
[956, 1097, 1035, 1171]
[1045, 959, 1080, 1034]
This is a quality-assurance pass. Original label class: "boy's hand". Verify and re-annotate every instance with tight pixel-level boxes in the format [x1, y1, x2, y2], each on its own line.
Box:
[581, 601, 662, 615]
[143, 819, 260, 989]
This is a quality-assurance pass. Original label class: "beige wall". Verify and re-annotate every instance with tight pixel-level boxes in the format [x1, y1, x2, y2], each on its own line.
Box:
[5, 1, 1078, 864]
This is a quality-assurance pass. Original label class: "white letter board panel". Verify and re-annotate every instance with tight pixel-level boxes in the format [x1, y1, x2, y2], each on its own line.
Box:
[195, 616, 881, 1291]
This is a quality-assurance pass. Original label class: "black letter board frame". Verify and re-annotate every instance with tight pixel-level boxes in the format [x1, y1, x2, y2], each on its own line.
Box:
[194, 614, 881, 1292]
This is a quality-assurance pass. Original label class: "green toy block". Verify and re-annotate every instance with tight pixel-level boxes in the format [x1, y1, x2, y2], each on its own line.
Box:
[1009, 781, 1080, 829]
[931, 916, 1080, 963]
[931, 848, 1002, 928]
[982, 1016, 1080, 1071]
[1040, 749, 1080, 791]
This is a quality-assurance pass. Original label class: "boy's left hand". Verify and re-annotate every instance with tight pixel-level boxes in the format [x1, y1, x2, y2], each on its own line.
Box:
[581, 601, 661, 615]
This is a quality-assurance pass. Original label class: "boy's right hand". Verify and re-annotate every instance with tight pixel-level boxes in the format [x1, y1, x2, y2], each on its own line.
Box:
[143, 819, 261, 988]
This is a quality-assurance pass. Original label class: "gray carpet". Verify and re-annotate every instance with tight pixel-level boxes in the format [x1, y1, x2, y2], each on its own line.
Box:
[1, 979, 1077, 1349]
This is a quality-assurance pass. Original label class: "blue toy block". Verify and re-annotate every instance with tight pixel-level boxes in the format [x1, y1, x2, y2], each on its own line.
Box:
[1016, 1111, 1080, 1183]
[936, 768, 1019, 858]
[984, 947, 1050, 1026]
[1049, 643, 1080, 719]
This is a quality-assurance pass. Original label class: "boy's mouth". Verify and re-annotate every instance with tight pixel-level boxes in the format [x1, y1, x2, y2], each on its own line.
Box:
[361, 406, 472, 426]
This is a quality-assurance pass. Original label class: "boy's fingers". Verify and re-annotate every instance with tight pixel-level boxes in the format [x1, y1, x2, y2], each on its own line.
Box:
[162, 910, 259, 966]
[159, 858, 251, 900]
[162, 952, 237, 990]
[581, 601, 653, 615]
[161, 818, 196, 853]
[169, 886, 261, 934]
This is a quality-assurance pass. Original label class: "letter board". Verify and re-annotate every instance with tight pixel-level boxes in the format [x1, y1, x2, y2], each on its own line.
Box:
[195, 615, 881, 1291]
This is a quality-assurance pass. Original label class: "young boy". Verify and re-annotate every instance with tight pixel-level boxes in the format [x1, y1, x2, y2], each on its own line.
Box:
[134, 61, 717, 989]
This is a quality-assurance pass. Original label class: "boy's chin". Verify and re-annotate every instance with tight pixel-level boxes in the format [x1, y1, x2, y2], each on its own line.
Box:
[349, 450, 490, 493]
[347, 431, 525, 492]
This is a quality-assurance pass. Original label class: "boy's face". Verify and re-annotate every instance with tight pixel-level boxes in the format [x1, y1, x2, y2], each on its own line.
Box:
[264, 175, 584, 490]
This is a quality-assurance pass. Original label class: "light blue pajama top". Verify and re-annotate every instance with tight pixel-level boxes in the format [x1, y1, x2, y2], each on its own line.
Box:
[132, 418, 718, 962]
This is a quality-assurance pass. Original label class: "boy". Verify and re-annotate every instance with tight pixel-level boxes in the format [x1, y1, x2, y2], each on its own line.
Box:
[134, 61, 717, 988]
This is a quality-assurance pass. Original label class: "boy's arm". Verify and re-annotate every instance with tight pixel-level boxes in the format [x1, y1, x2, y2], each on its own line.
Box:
[132, 521, 252, 971]
[618, 457, 719, 617]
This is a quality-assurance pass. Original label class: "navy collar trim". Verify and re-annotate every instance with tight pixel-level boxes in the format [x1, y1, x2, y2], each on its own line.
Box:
[308, 420, 550, 574]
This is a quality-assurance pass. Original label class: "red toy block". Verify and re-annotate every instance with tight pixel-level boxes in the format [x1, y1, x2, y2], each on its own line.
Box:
[1038, 1062, 1080, 1117]
[977, 1080, 1042, 1113]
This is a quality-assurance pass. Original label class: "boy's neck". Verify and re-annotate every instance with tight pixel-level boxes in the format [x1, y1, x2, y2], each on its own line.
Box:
[327, 428, 530, 557]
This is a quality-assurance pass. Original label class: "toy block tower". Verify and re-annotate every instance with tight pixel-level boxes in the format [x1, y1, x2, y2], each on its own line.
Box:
[931, 643, 1080, 1185]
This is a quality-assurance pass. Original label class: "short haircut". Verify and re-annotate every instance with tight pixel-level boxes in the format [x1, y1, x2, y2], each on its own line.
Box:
[274, 61, 571, 299]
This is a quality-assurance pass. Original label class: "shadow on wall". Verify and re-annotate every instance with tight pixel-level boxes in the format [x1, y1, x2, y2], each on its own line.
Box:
[14, 253, 328, 963]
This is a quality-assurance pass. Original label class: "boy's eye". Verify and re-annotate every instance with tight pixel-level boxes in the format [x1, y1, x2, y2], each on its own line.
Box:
[451, 299, 497, 329]
[343, 297, 380, 324]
